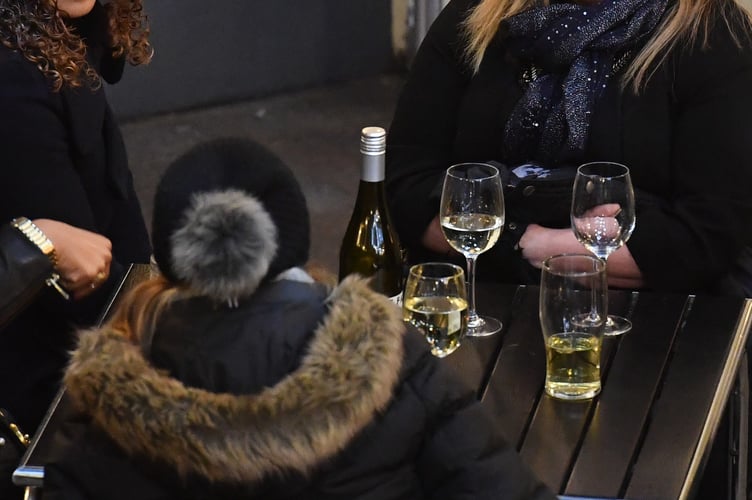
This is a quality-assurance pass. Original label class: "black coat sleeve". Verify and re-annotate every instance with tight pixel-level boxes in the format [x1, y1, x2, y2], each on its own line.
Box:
[385, 0, 478, 258]
[627, 7, 752, 292]
[405, 334, 555, 500]
[0, 224, 53, 329]
[43, 414, 172, 500]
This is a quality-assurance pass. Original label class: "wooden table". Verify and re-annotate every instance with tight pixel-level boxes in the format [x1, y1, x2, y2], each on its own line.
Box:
[14, 266, 752, 500]
[449, 282, 752, 500]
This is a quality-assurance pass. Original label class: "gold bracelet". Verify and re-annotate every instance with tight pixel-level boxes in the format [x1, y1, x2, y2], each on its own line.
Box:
[10, 217, 58, 267]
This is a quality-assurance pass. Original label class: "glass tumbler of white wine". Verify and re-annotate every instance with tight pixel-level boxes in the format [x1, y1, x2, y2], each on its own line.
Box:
[403, 262, 468, 358]
[571, 162, 636, 336]
[440, 163, 504, 337]
[540, 254, 607, 401]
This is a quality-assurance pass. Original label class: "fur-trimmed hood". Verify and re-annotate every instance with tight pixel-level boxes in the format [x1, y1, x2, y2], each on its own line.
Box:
[64, 276, 406, 484]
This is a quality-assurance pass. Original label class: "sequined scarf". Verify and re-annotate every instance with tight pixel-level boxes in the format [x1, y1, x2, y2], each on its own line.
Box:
[501, 0, 668, 165]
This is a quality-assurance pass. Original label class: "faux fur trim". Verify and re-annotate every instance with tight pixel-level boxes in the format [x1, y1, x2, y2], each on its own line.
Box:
[170, 189, 277, 302]
[64, 276, 405, 483]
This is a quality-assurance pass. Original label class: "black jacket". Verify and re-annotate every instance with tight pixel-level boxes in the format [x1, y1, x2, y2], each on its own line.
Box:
[0, 2, 151, 432]
[42, 275, 554, 500]
[386, 0, 752, 294]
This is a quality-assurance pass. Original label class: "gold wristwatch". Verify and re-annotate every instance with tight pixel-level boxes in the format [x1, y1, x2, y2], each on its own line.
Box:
[11, 217, 56, 265]
[10, 217, 69, 300]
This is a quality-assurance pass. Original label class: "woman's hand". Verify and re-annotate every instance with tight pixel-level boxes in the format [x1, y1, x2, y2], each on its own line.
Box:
[421, 215, 456, 255]
[519, 223, 645, 289]
[518, 225, 582, 269]
[34, 219, 112, 300]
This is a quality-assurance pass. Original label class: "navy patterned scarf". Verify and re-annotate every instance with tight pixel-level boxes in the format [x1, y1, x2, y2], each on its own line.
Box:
[501, 0, 668, 165]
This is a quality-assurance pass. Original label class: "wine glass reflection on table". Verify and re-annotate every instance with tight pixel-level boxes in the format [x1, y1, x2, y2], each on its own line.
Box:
[440, 163, 505, 337]
[571, 161, 636, 336]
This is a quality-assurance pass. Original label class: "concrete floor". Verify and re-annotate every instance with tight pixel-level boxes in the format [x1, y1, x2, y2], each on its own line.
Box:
[120, 73, 406, 274]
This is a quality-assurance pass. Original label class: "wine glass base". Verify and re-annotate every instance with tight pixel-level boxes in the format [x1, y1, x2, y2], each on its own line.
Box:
[466, 315, 502, 337]
[604, 314, 631, 336]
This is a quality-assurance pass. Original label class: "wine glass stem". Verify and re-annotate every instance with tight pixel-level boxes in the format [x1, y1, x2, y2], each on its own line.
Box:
[465, 255, 481, 327]
[596, 253, 614, 325]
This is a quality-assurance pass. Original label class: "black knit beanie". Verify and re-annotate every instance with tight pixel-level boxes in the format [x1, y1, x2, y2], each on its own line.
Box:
[151, 137, 310, 301]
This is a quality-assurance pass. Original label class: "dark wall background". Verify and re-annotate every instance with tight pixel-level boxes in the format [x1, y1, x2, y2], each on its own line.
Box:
[107, 0, 395, 119]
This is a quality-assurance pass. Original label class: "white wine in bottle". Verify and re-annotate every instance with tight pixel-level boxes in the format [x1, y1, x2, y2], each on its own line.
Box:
[339, 126, 403, 300]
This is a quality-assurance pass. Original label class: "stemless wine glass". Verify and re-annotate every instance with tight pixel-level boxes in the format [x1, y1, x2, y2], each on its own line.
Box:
[440, 163, 505, 337]
[540, 254, 607, 400]
[403, 262, 468, 358]
[571, 161, 636, 335]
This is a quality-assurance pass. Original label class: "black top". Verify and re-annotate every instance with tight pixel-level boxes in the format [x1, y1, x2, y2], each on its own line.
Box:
[0, 2, 151, 432]
[386, 0, 752, 293]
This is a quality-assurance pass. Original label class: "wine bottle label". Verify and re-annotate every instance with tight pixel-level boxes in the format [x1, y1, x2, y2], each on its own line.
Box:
[389, 292, 403, 307]
[448, 309, 461, 336]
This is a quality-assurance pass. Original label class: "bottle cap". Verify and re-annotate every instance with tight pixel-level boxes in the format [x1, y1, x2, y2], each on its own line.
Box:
[361, 127, 386, 156]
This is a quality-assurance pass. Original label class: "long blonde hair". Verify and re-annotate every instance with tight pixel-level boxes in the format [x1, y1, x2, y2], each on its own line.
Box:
[104, 261, 335, 346]
[463, 0, 752, 92]
[105, 276, 181, 345]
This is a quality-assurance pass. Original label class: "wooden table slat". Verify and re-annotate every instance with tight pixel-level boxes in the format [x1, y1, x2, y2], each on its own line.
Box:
[625, 295, 746, 500]
[481, 286, 546, 449]
[565, 292, 689, 497]
[520, 394, 595, 493]
[446, 284, 518, 398]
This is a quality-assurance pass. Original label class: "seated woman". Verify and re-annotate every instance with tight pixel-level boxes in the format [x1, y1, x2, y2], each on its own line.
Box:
[386, 0, 752, 295]
[41, 138, 555, 500]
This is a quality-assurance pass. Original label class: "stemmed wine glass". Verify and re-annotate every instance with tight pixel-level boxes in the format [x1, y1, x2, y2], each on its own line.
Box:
[440, 163, 505, 337]
[571, 161, 636, 336]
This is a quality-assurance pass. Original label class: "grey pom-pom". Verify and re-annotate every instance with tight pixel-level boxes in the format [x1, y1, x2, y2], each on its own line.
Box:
[170, 190, 278, 301]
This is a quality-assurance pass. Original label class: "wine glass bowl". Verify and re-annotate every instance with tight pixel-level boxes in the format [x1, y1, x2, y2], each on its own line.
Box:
[440, 163, 505, 337]
[571, 162, 636, 336]
[440, 213, 503, 256]
[403, 262, 468, 358]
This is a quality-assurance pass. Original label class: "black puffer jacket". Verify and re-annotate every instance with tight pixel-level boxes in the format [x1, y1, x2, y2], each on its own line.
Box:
[42, 275, 554, 500]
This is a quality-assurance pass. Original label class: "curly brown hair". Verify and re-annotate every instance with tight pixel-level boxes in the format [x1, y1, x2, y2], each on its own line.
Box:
[0, 0, 152, 91]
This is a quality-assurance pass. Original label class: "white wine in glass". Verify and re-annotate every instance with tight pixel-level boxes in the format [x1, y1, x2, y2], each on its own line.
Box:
[403, 262, 468, 358]
[540, 254, 607, 400]
[440, 163, 505, 337]
[571, 161, 636, 336]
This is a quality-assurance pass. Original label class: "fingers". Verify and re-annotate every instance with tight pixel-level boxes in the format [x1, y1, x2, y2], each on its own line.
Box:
[421, 215, 455, 254]
[519, 226, 585, 269]
[60, 265, 111, 300]
[582, 203, 621, 218]
[572, 216, 621, 240]
[33, 219, 113, 300]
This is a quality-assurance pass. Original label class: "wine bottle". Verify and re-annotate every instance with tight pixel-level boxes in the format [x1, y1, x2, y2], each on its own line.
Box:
[339, 126, 403, 301]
